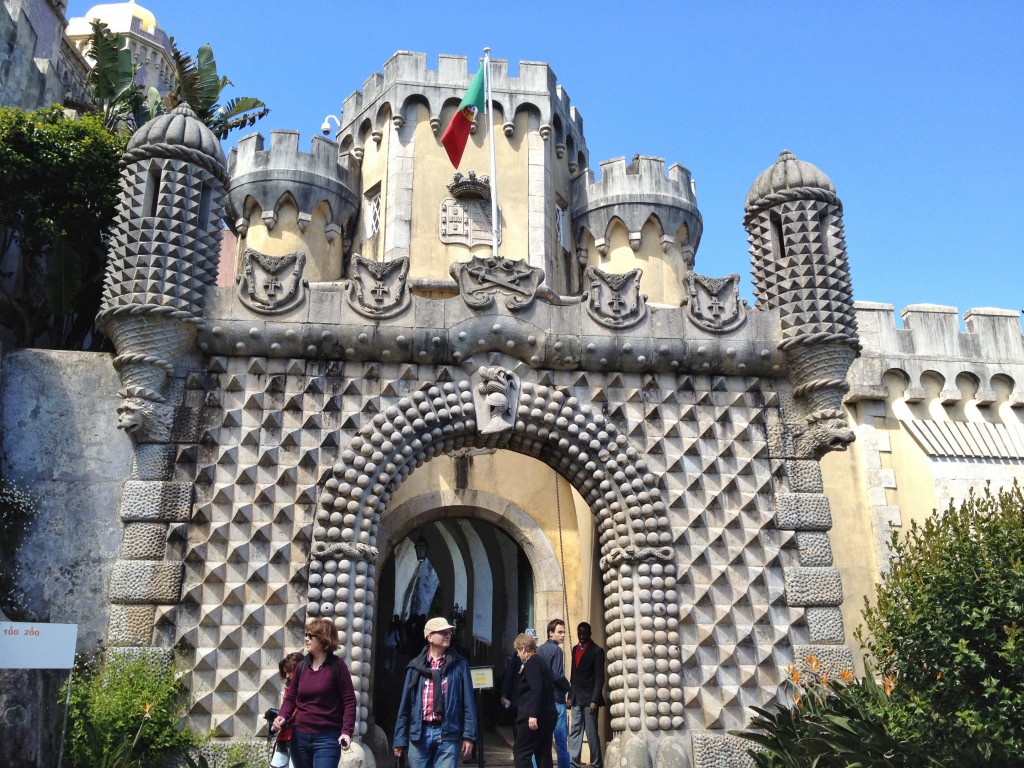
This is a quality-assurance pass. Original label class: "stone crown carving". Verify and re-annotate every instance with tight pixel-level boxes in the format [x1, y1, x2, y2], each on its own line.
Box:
[446, 171, 490, 199]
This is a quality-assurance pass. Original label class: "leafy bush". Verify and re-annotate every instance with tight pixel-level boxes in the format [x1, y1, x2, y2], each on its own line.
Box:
[734, 656, 940, 767]
[859, 483, 1024, 765]
[63, 652, 202, 767]
[0, 106, 125, 349]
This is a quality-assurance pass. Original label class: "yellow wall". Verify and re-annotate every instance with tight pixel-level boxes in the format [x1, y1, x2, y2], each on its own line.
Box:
[820, 419, 879, 677]
[408, 103, 532, 281]
[238, 199, 342, 281]
[357, 107, 391, 263]
[823, 397, 941, 674]
[584, 219, 686, 305]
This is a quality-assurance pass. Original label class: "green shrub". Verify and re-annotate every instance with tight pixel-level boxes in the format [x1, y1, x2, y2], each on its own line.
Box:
[63, 652, 202, 767]
[734, 656, 941, 767]
[859, 483, 1024, 765]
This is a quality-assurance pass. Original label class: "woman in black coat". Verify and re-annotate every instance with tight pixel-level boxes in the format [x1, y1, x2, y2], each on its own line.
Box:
[513, 632, 557, 768]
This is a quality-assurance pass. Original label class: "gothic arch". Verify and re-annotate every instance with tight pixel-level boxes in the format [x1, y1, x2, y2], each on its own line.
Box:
[377, 489, 566, 603]
[309, 373, 684, 739]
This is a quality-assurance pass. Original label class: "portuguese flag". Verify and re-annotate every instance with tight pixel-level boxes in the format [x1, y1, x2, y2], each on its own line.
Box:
[440, 66, 486, 168]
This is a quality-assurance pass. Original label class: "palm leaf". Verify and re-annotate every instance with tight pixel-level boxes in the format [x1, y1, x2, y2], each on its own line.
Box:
[192, 44, 225, 120]
[166, 37, 198, 111]
[86, 20, 144, 131]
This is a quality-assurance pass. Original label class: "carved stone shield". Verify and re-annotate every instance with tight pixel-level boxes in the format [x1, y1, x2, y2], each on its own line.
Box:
[584, 267, 647, 328]
[344, 255, 411, 319]
[685, 272, 747, 332]
[439, 199, 500, 248]
[450, 255, 543, 311]
[237, 248, 306, 314]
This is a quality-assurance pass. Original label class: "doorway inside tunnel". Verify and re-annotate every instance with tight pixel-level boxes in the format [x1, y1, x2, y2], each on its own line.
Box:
[372, 518, 535, 746]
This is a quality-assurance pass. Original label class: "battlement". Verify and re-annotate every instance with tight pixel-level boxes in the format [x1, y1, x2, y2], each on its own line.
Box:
[229, 130, 356, 181]
[848, 302, 1024, 402]
[577, 156, 697, 205]
[338, 51, 585, 145]
[225, 130, 360, 233]
[570, 155, 702, 250]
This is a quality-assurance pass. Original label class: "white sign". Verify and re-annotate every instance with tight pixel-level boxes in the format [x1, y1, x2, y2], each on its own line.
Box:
[470, 666, 494, 690]
[0, 622, 78, 669]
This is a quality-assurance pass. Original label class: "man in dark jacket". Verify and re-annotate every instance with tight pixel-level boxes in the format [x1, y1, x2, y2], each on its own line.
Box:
[393, 616, 478, 768]
[568, 622, 604, 768]
[536, 619, 570, 768]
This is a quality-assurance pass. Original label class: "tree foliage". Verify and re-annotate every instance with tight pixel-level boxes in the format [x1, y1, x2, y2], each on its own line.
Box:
[85, 20, 153, 133]
[0, 106, 126, 349]
[84, 20, 268, 138]
[859, 483, 1024, 765]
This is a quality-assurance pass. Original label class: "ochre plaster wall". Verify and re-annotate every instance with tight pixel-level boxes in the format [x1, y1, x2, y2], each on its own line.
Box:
[585, 219, 686, 306]
[819, 431, 877, 676]
[409, 104, 531, 280]
[356, 108, 391, 263]
[236, 199, 342, 281]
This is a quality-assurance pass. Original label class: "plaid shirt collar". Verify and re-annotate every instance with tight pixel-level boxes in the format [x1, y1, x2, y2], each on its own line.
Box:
[421, 652, 447, 722]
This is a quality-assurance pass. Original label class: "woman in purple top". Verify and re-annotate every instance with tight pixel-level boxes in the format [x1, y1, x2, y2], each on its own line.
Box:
[273, 618, 358, 768]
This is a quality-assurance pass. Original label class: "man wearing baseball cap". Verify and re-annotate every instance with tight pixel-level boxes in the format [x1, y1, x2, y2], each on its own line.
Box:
[393, 616, 477, 768]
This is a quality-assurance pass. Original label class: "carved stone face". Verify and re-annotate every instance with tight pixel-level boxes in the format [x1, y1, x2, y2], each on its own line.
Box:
[116, 400, 148, 434]
[796, 417, 856, 459]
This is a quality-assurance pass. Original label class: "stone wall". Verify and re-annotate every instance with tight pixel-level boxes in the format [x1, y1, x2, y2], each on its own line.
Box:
[0, 0, 64, 110]
[1, 349, 130, 641]
[0, 349, 130, 767]
[151, 355, 807, 742]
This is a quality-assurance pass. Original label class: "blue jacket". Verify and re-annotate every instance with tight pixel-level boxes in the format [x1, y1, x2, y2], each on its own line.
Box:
[393, 647, 478, 747]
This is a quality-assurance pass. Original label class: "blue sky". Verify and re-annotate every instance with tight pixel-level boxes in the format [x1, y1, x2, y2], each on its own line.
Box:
[70, 1, 1023, 319]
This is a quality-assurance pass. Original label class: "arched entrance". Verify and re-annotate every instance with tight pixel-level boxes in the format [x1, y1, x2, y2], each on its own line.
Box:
[371, 491, 563, 742]
[309, 370, 682, 749]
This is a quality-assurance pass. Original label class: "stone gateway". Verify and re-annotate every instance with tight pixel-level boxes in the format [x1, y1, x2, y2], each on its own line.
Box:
[7, 49, 1024, 768]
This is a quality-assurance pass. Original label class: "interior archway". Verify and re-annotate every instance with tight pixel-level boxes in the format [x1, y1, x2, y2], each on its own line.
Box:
[370, 495, 547, 744]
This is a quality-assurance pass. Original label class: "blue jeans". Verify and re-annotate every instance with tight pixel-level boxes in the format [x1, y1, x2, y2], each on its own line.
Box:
[408, 722, 460, 768]
[553, 702, 570, 768]
[291, 729, 341, 768]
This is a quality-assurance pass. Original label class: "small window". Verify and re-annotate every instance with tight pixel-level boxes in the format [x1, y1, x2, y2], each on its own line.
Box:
[144, 165, 160, 218]
[556, 202, 569, 252]
[364, 190, 381, 238]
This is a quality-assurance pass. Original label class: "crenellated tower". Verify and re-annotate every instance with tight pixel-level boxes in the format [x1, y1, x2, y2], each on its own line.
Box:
[98, 103, 226, 408]
[572, 156, 702, 304]
[745, 150, 859, 458]
[226, 130, 361, 285]
[95, 103, 227, 662]
[331, 51, 589, 291]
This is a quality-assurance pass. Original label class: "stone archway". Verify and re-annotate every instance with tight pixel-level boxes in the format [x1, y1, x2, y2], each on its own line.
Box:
[379, 489, 566, 611]
[308, 372, 684, 744]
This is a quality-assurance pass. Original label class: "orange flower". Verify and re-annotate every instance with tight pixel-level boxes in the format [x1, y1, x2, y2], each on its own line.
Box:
[142, 702, 152, 719]
[840, 669, 854, 683]
[820, 672, 829, 687]
[936, 672, 943, 681]
[807, 654, 819, 673]
[883, 675, 895, 696]
[793, 693, 802, 707]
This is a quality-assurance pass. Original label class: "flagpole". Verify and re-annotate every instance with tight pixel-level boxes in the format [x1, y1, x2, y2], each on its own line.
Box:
[484, 47, 499, 258]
